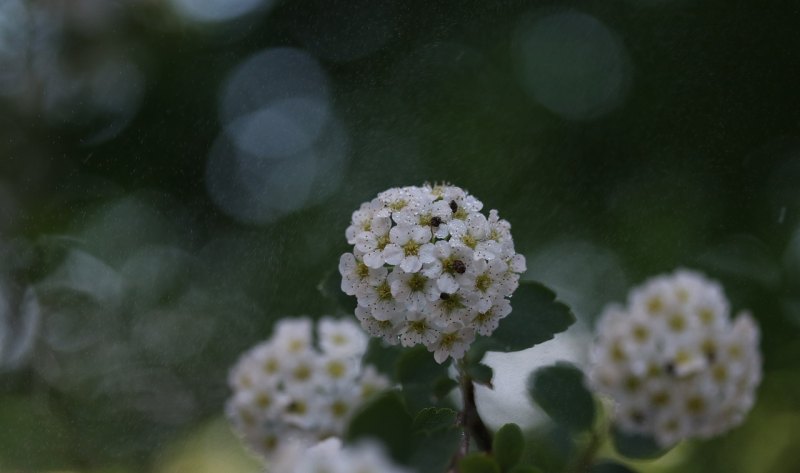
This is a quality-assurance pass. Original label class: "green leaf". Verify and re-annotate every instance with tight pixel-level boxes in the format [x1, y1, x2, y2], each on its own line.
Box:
[433, 377, 459, 398]
[409, 428, 460, 473]
[413, 407, 458, 434]
[363, 338, 404, 381]
[520, 424, 576, 473]
[397, 345, 454, 412]
[611, 425, 672, 460]
[397, 345, 449, 384]
[493, 423, 524, 471]
[0, 396, 72, 470]
[467, 362, 494, 388]
[507, 466, 544, 473]
[346, 390, 415, 462]
[460, 453, 501, 473]
[590, 460, 639, 473]
[528, 362, 595, 433]
[490, 282, 576, 352]
[466, 337, 499, 364]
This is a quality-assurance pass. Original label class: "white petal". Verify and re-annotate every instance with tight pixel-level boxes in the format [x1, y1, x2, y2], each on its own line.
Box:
[437, 274, 459, 294]
[400, 256, 422, 273]
[434, 348, 449, 364]
[382, 245, 404, 265]
[411, 226, 432, 244]
[363, 250, 385, 269]
[389, 225, 412, 245]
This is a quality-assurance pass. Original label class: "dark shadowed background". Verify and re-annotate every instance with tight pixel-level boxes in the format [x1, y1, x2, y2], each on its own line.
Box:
[0, 0, 799, 472]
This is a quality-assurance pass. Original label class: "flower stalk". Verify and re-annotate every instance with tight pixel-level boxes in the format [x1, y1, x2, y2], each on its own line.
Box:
[450, 359, 493, 472]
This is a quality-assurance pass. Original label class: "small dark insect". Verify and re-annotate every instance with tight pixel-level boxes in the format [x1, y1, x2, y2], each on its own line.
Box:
[430, 216, 442, 227]
[664, 362, 675, 376]
[452, 260, 466, 274]
[449, 200, 458, 213]
[439, 293, 450, 300]
[631, 410, 646, 424]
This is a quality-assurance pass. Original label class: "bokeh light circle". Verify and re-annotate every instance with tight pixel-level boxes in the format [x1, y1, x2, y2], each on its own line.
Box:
[514, 10, 632, 120]
[207, 47, 349, 225]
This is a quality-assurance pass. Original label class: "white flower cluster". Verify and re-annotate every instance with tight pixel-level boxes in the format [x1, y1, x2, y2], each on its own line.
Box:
[269, 438, 412, 473]
[226, 317, 390, 458]
[590, 269, 762, 447]
[339, 184, 526, 364]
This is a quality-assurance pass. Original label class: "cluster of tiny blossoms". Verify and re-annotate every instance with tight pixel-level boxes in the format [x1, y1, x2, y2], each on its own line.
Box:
[226, 317, 390, 458]
[590, 270, 762, 447]
[339, 184, 526, 363]
[269, 438, 412, 473]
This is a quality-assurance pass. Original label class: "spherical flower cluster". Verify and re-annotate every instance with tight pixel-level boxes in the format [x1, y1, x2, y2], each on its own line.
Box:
[226, 317, 390, 458]
[339, 184, 526, 364]
[269, 438, 412, 473]
[590, 269, 762, 448]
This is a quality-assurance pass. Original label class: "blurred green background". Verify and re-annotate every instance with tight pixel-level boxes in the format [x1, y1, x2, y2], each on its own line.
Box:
[1, 0, 799, 472]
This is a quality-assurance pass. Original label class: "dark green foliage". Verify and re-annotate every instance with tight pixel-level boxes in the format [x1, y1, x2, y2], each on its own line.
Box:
[460, 453, 501, 473]
[590, 460, 640, 473]
[363, 338, 404, 382]
[346, 390, 460, 473]
[528, 363, 596, 433]
[467, 283, 576, 364]
[433, 377, 459, 398]
[611, 425, 672, 460]
[408, 425, 461, 473]
[345, 390, 415, 462]
[0, 397, 72, 470]
[493, 423, 524, 471]
[397, 345, 455, 412]
[408, 407, 461, 473]
[507, 466, 544, 473]
[2, 0, 799, 470]
[520, 425, 576, 473]
[467, 363, 494, 387]
[412, 407, 458, 434]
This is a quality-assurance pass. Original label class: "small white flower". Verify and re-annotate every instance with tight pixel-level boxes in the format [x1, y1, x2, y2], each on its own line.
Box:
[422, 241, 473, 294]
[346, 198, 388, 244]
[340, 184, 525, 364]
[427, 322, 476, 364]
[471, 298, 511, 336]
[382, 225, 435, 273]
[318, 316, 369, 357]
[508, 253, 527, 274]
[358, 277, 405, 322]
[448, 213, 489, 253]
[354, 216, 393, 269]
[398, 311, 441, 347]
[427, 290, 475, 326]
[389, 269, 440, 312]
[457, 258, 510, 312]
[273, 318, 314, 354]
[338, 252, 388, 297]
[355, 305, 401, 344]
[589, 269, 762, 448]
[226, 317, 390, 459]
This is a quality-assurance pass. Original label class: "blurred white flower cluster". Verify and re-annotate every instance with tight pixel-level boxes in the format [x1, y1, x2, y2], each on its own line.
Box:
[269, 438, 412, 473]
[226, 317, 389, 458]
[340, 184, 526, 364]
[590, 269, 762, 447]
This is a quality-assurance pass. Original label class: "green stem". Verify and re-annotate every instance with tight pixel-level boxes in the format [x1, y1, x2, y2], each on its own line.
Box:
[568, 416, 608, 473]
[450, 359, 493, 472]
[569, 431, 601, 473]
